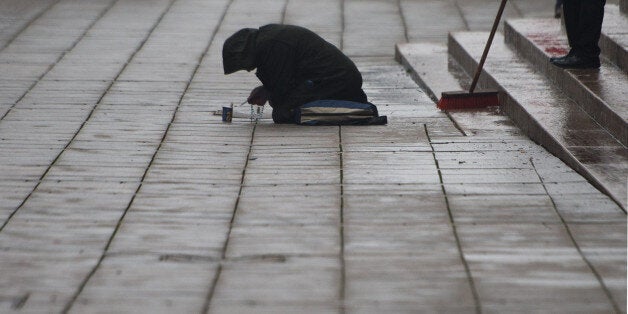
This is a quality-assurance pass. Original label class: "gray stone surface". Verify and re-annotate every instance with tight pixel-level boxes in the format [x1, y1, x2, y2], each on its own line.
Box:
[444, 31, 627, 210]
[397, 40, 625, 313]
[602, 4, 628, 72]
[0, 0, 625, 313]
[505, 18, 628, 145]
[0, 0, 58, 50]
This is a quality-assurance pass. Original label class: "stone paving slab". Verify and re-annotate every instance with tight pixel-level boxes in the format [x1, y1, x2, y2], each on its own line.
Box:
[70, 253, 218, 313]
[396, 39, 625, 313]
[0, 0, 58, 49]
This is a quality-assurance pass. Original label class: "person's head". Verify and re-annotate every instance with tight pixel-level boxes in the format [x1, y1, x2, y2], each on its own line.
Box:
[222, 28, 258, 75]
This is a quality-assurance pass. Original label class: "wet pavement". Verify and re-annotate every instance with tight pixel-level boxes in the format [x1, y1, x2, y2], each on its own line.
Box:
[437, 18, 627, 209]
[506, 17, 628, 145]
[0, 0, 626, 313]
[602, 4, 628, 72]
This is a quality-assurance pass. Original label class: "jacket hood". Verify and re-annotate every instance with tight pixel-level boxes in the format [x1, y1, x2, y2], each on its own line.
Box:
[222, 28, 258, 75]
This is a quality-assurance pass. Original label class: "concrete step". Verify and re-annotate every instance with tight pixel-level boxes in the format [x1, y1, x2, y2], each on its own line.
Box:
[601, 4, 628, 73]
[394, 43, 460, 104]
[395, 42, 547, 140]
[447, 31, 627, 210]
[504, 18, 628, 147]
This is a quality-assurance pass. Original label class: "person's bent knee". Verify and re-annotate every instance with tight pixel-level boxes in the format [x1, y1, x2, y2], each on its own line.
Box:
[271, 107, 295, 124]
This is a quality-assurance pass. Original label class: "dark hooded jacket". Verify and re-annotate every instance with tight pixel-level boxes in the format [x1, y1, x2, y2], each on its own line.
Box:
[223, 24, 367, 122]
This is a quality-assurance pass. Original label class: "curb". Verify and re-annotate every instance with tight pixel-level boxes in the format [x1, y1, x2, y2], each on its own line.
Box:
[504, 18, 627, 146]
[447, 31, 627, 211]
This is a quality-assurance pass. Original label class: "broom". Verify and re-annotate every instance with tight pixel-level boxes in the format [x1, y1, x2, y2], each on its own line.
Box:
[437, 0, 508, 110]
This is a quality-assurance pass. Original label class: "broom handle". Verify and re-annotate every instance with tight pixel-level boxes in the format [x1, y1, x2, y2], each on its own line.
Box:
[469, 0, 508, 93]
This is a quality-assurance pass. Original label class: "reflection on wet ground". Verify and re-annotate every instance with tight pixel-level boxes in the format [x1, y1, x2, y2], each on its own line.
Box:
[445, 26, 627, 209]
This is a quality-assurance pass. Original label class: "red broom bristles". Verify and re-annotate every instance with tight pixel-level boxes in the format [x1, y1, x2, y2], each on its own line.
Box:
[437, 91, 499, 110]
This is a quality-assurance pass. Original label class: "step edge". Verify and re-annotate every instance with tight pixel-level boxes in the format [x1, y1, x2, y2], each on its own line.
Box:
[503, 18, 628, 147]
[395, 43, 440, 103]
[601, 5, 628, 73]
[447, 31, 627, 211]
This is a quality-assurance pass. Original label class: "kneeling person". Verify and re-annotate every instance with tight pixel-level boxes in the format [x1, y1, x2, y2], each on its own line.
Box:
[222, 24, 369, 123]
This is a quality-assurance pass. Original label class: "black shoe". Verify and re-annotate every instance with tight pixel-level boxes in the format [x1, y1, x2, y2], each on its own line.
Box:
[550, 53, 571, 63]
[550, 49, 575, 63]
[550, 54, 600, 69]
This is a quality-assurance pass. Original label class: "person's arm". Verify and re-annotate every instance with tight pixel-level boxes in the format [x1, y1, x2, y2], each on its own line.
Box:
[247, 85, 269, 106]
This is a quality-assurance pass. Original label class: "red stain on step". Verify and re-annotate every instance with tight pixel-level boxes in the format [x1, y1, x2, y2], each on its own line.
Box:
[544, 46, 569, 56]
[526, 33, 569, 56]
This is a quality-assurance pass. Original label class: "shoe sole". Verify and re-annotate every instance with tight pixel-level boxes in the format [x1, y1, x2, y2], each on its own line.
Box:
[550, 62, 600, 69]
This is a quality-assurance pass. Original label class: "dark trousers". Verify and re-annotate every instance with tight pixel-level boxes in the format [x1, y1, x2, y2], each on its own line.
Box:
[563, 0, 606, 58]
[269, 76, 368, 124]
[270, 88, 367, 124]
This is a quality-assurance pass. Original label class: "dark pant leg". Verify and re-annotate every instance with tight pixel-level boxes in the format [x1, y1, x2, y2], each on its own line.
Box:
[576, 0, 605, 58]
[269, 100, 294, 124]
[563, 0, 606, 58]
[271, 107, 294, 124]
[562, 0, 582, 51]
[269, 77, 367, 124]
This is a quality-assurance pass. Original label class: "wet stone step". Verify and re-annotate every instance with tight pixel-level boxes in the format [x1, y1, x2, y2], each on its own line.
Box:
[447, 31, 627, 209]
[504, 18, 628, 146]
[601, 4, 628, 73]
[395, 42, 462, 103]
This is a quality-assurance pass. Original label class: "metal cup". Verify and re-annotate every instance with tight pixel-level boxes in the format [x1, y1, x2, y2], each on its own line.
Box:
[222, 106, 233, 123]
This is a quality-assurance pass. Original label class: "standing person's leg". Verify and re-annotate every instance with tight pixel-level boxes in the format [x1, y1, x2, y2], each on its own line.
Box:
[552, 0, 604, 67]
[574, 0, 605, 59]
[562, 0, 582, 55]
[550, 0, 571, 60]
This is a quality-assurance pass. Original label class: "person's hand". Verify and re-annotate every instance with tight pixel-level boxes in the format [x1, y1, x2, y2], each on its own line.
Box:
[247, 86, 269, 106]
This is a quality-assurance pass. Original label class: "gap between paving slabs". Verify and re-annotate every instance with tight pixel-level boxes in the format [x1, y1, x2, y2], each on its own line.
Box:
[396, 42, 625, 313]
[397, 41, 626, 214]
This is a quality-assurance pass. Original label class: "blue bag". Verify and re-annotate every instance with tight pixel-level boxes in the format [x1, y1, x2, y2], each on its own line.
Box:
[293, 100, 387, 125]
